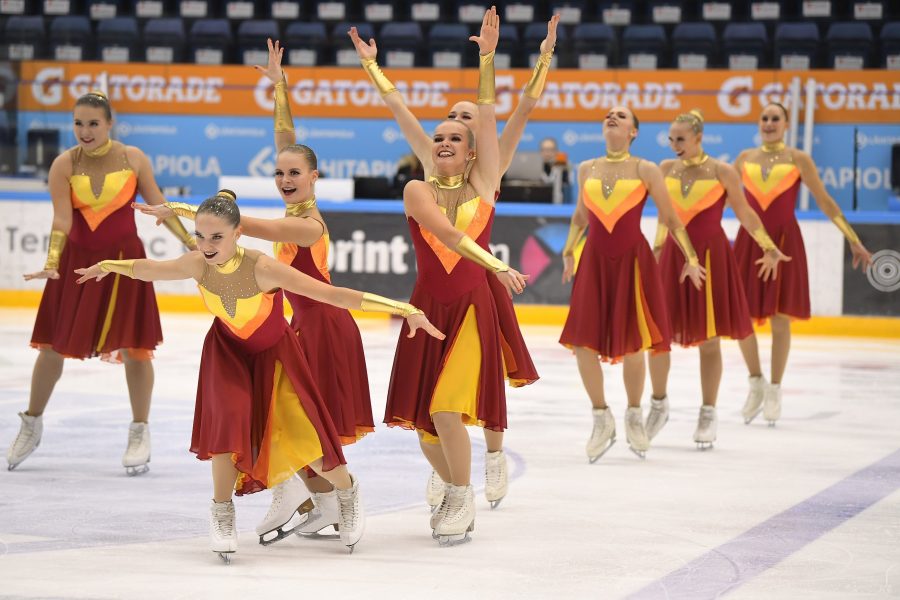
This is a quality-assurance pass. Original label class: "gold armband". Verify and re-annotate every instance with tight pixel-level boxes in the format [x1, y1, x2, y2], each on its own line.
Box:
[273, 75, 294, 133]
[653, 223, 669, 252]
[562, 222, 586, 257]
[164, 202, 198, 220]
[163, 216, 196, 248]
[361, 58, 397, 97]
[751, 227, 777, 252]
[360, 292, 423, 318]
[524, 50, 553, 99]
[456, 235, 508, 273]
[99, 259, 136, 278]
[477, 50, 496, 105]
[44, 229, 67, 270]
[832, 215, 861, 245]
[672, 226, 700, 267]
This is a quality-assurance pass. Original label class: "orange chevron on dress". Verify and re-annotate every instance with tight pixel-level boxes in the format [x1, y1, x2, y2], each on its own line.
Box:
[310, 234, 331, 282]
[199, 287, 275, 340]
[70, 170, 137, 231]
[665, 178, 725, 226]
[741, 163, 800, 211]
[583, 179, 647, 233]
[419, 196, 493, 274]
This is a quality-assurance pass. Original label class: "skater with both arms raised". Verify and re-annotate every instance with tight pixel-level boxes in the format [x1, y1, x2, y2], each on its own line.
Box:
[78, 190, 444, 561]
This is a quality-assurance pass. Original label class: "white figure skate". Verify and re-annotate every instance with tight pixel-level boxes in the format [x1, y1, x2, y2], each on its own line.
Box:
[435, 484, 475, 547]
[625, 406, 650, 459]
[336, 476, 365, 553]
[742, 375, 768, 424]
[764, 383, 782, 426]
[693, 405, 717, 450]
[430, 481, 451, 539]
[484, 450, 508, 509]
[210, 500, 237, 564]
[426, 469, 446, 512]
[586, 407, 616, 463]
[7, 412, 43, 471]
[297, 489, 340, 538]
[645, 396, 670, 441]
[257, 476, 315, 545]
[122, 422, 150, 476]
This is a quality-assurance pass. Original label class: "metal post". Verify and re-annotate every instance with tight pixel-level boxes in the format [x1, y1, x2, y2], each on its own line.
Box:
[800, 78, 817, 211]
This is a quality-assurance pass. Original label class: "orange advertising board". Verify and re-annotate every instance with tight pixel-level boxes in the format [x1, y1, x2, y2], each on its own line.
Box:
[18, 61, 900, 123]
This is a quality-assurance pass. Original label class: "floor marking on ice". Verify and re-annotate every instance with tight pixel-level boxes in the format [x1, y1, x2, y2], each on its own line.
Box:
[626, 448, 900, 600]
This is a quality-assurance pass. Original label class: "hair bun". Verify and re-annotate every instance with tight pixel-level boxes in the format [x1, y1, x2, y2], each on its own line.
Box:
[689, 109, 704, 123]
[217, 189, 237, 202]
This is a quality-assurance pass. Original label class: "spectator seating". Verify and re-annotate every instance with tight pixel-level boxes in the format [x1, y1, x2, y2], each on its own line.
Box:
[189, 18, 232, 64]
[722, 22, 768, 69]
[50, 15, 93, 61]
[283, 21, 327, 66]
[774, 22, 820, 69]
[620, 24, 666, 68]
[672, 22, 717, 70]
[97, 16, 139, 62]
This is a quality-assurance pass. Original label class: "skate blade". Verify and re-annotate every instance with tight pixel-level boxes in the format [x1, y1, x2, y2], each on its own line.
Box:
[489, 498, 504, 510]
[125, 464, 150, 477]
[587, 438, 616, 464]
[743, 407, 762, 425]
[695, 441, 714, 451]
[628, 446, 647, 460]
[767, 420, 777, 427]
[297, 522, 340, 540]
[437, 529, 473, 547]
[216, 551, 234, 565]
[259, 500, 317, 545]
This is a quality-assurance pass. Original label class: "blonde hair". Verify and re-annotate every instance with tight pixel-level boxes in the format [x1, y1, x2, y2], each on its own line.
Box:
[674, 109, 704, 134]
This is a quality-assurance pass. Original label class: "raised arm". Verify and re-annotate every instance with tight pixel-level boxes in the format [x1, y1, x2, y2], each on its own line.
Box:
[254, 38, 296, 152]
[24, 152, 73, 281]
[794, 150, 872, 270]
[498, 14, 559, 175]
[561, 161, 590, 283]
[349, 27, 433, 170]
[75, 251, 204, 284]
[469, 6, 501, 196]
[128, 146, 197, 250]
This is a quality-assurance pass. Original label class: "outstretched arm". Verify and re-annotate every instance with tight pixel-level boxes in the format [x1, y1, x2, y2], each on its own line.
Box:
[254, 38, 296, 152]
[24, 153, 73, 281]
[349, 27, 433, 171]
[75, 251, 204, 284]
[469, 6, 501, 196]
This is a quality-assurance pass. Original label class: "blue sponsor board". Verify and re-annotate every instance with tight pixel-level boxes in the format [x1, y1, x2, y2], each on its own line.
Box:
[18, 112, 900, 210]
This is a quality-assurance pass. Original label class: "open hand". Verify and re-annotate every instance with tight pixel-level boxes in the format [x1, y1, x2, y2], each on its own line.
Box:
[348, 26, 377, 61]
[406, 313, 446, 340]
[252, 38, 284, 83]
[496, 267, 528, 298]
[23, 268, 59, 281]
[74, 263, 109, 284]
[132, 201, 175, 226]
[755, 248, 791, 282]
[540, 13, 560, 54]
[561, 255, 575, 284]
[679, 262, 706, 290]
[850, 242, 873, 271]
[469, 5, 500, 55]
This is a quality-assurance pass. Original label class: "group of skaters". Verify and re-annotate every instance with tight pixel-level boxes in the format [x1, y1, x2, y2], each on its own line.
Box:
[5, 7, 873, 562]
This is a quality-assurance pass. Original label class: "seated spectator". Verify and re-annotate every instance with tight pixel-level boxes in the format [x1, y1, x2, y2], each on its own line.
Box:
[393, 151, 425, 197]
[539, 137, 572, 204]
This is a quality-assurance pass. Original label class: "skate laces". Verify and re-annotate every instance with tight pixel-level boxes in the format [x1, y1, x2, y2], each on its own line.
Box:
[485, 455, 504, 489]
[699, 411, 714, 428]
[338, 489, 358, 530]
[442, 488, 467, 524]
[213, 503, 235, 538]
[12, 416, 36, 453]
[265, 482, 285, 518]
[126, 427, 143, 451]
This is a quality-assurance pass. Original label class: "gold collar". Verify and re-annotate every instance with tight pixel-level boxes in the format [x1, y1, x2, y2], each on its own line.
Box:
[286, 195, 316, 216]
[605, 148, 631, 163]
[682, 151, 709, 167]
[85, 138, 113, 158]
[214, 246, 244, 274]
[429, 174, 465, 190]
[761, 141, 786, 153]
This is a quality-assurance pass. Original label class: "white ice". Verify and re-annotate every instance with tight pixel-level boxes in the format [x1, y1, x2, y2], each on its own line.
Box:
[1, 308, 898, 599]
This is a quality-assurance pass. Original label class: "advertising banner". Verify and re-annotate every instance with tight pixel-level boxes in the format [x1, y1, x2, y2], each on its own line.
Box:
[842, 224, 900, 316]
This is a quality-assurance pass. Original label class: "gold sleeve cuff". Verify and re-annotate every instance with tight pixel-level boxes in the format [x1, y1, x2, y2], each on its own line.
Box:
[360, 292, 423, 318]
[562, 222, 586, 257]
[44, 229, 67, 270]
[273, 76, 294, 133]
[99, 259, 136, 278]
[164, 202, 198, 220]
[672, 227, 700, 267]
[833, 215, 861, 245]
[524, 50, 553, 99]
[751, 227, 777, 252]
[361, 58, 397, 97]
[477, 50, 496, 105]
[653, 223, 669, 252]
[456, 235, 508, 273]
[163, 216, 196, 248]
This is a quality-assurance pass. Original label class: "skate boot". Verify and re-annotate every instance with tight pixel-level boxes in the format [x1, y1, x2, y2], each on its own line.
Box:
[742, 375, 767, 424]
[336, 476, 365, 553]
[484, 450, 508, 509]
[645, 396, 670, 441]
[435, 484, 475, 547]
[693, 405, 717, 450]
[122, 422, 150, 476]
[586, 407, 616, 463]
[297, 489, 340, 537]
[257, 476, 315, 545]
[426, 469, 446, 512]
[210, 499, 237, 564]
[7, 412, 43, 471]
[625, 406, 650, 460]
[430, 481, 451, 539]
[764, 383, 782, 427]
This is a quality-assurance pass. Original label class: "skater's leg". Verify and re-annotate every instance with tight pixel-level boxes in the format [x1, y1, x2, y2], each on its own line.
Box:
[574, 347, 606, 409]
[418, 431, 452, 483]
[432, 411, 471, 486]
[307, 459, 352, 490]
[26, 349, 64, 416]
[211, 453, 238, 502]
[298, 469, 333, 493]
[738, 332, 763, 378]
[483, 428, 503, 453]
[698, 338, 722, 407]
[770, 314, 791, 385]
[122, 350, 153, 423]
[647, 351, 670, 400]
[622, 352, 646, 408]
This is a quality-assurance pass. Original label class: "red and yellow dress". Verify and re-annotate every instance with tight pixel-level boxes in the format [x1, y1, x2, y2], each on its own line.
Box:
[31, 142, 161, 361]
[733, 149, 809, 322]
[559, 157, 671, 361]
[275, 224, 374, 445]
[658, 159, 753, 346]
[384, 194, 507, 442]
[191, 247, 344, 495]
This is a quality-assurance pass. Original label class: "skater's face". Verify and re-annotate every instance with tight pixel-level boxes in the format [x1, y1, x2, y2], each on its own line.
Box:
[603, 106, 637, 147]
[448, 101, 479, 131]
[432, 121, 475, 174]
[72, 106, 112, 152]
[759, 105, 788, 144]
[668, 122, 702, 160]
[194, 213, 242, 265]
[274, 151, 318, 205]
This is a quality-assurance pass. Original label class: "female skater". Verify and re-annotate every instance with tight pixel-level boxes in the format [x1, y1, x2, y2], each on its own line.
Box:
[645, 110, 790, 449]
[559, 106, 704, 462]
[384, 8, 528, 545]
[734, 103, 872, 426]
[78, 190, 443, 560]
[349, 10, 557, 510]
[7, 91, 196, 476]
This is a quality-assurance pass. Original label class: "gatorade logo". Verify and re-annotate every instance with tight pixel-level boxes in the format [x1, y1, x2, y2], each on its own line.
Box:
[32, 67, 65, 107]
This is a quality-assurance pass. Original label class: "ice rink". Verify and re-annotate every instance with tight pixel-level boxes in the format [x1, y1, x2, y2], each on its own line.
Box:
[1, 308, 898, 600]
